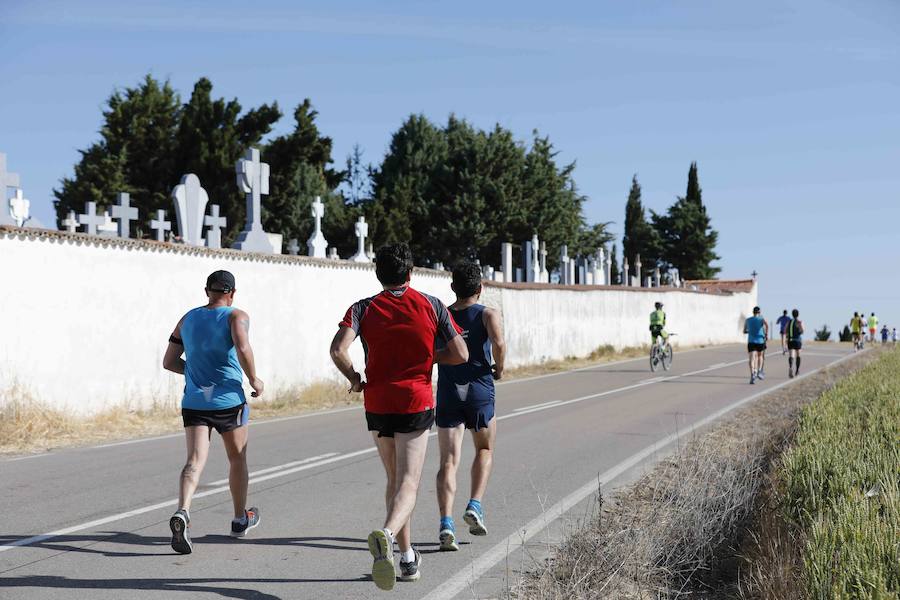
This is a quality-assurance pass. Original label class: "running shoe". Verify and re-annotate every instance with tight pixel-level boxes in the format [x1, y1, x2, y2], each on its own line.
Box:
[788, 369, 794, 379]
[368, 529, 395, 591]
[169, 509, 192, 554]
[230, 507, 261, 538]
[398, 548, 422, 582]
[749, 374, 756, 385]
[439, 525, 459, 551]
[757, 370, 765, 381]
[463, 504, 488, 536]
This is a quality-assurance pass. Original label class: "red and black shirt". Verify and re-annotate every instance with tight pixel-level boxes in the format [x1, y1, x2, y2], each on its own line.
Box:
[340, 286, 460, 415]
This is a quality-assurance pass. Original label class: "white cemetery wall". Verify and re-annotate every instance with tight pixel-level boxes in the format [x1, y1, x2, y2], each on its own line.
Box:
[0, 229, 756, 415]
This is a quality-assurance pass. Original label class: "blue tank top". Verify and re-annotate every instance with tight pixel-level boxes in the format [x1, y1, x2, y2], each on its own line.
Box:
[180, 306, 246, 410]
[438, 304, 494, 387]
[745, 316, 766, 344]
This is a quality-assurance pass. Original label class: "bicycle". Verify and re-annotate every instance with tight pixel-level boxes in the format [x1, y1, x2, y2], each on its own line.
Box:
[650, 333, 675, 372]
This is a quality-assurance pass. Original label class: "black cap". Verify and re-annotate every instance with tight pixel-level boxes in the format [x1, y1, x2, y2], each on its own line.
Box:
[206, 270, 236, 292]
[753, 306, 761, 314]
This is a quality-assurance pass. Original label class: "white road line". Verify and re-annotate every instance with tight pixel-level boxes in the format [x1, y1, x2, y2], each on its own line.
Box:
[421, 349, 862, 600]
[1, 349, 840, 553]
[207, 453, 339, 486]
[512, 400, 562, 412]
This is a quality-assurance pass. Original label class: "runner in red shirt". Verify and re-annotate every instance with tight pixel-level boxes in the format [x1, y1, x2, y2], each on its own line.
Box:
[330, 243, 468, 591]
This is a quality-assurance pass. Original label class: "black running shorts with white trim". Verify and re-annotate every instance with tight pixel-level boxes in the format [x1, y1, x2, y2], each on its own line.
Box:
[747, 342, 767, 353]
[182, 403, 249, 433]
[787, 340, 802, 350]
[366, 409, 434, 438]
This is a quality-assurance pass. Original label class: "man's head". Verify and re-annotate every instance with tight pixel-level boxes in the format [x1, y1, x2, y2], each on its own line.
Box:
[854, 312, 859, 317]
[783, 309, 788, 316]
[752, 306, 761, 315]
[451, 262, 483, 300]
[206, 270, 236, 305]
[792, 308, 799, 318]
[871, 312, 875, 317]
[655, 301, 663, 310]
[375, 243, 413, 288]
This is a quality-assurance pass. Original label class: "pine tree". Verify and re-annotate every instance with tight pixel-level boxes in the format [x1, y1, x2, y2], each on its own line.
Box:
[652, 162, 720, 279]
[622, 174, 661, 270]
[609, 243, 620, 284]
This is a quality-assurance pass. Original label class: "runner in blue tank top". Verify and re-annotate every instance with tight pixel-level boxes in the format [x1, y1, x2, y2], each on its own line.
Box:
[435, 263, 506, 551]
[163, 270, 264, 554]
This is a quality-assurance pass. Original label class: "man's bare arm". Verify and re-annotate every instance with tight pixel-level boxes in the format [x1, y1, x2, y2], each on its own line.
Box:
[330, 326, 364, 392]
[483, 307, 506, 379]
[163, 317, 186, 374]
[230, 309, 264, 398]
[434, 334, 468, 366]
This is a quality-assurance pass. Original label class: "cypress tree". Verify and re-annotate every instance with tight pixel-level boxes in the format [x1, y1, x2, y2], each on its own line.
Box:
[622, 174, 661, 270]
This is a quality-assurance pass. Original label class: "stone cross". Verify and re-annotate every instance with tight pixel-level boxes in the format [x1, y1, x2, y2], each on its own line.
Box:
[604, 248, 612, 286]
[150, 209, 172, 242]
[328, 247, 339, 260]
[78, 202, 106, 235]
[111, 192, 138, 238]
[8, 188, 30, 227]
[501, 243, 513, 282]
[0, 153, 20, 198]
[306, 196, 328, 257]
[233, 148, 274, 253]
[530, 236, 541, 282]
[539, 241, 548, 283]
[62, 210, 78, 233]
[623, 257, 630, 287]
[204, 204, 227, 249]
[287, 238, 300, 255]
[350, 216, 370, 262]
[366, 242, 375, 261]
[559, 245, 570, 284]
[635, 254, 642, 287]
[97, 210, 118, 236]
[172, 174, 209, 246]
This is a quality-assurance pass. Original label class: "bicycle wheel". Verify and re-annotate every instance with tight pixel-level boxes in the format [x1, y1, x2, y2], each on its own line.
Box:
[662, 343, 673, 371]
[650, 346, 659, 372]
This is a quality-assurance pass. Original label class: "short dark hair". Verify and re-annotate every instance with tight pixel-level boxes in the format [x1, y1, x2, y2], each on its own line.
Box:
[451, 262, 483, 298]
[792, 308, 799, 317]
[375, 243, 413, 286]
[783, 309, 788, 315]
[753, 306, 761, 314]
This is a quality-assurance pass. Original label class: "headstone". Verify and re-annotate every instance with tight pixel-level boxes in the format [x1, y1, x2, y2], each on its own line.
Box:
[623, 258, 630, 287]
[434, 262, 445, 271]
[328, 247, 339, 260]
[653, 267, 661, 288]
[604, 248, 612, 286]
[171, 174, 209, 246]
[97, 211, 118, 236]
[568, 256, 576, 286]
[559, 245, 570, 284]
[267, 233, 284, 255]
[62, 210, 78, 233]
[366, 242, 375, 261]
[287, 238, 300, 255]
[0, 153, 20, 198]
[306, 195, 328, 258]
[587, 272, 594, 285]
[204, 204, 227, 249]
[150, 209, 172, 242]
[482, 265, 495, 280]
[232, 148, 274, 253]
[350, 216, 370, 263]
[523, 239, 533, 283]
[645, 276, 652, 288]
[635, 254, 642, 288]
[589, 256, 600, 286]
[515, 267, 523, 282]
[539, 241, 549, 283]
[578, 261, 586, 285]
[8, 188, 30, 227]
[111, 192, 138, 238]
[493, 271, 504, 282]
[501, 243, 513, 282]
[78, 202, 106, 235]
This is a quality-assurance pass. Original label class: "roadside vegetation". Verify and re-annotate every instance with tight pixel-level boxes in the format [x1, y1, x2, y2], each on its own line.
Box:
[515, 347, 893, 599]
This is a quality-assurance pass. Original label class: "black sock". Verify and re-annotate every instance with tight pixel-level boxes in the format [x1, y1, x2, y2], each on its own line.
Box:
[796, 357, 801, 372]
[789, 357, 793, 370]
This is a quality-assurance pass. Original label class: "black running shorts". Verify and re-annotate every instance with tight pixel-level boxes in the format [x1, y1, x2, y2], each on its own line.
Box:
[182, 403, 249, 433]
[366, 409, 434, 438]
[747, 342, 767, 353]
[787, 340, 802, 351]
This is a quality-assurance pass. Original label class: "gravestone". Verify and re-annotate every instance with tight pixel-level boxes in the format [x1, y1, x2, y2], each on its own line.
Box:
[366, 242, 375, 261]
[653, 267, 661, 288]
[482, 265, 495, 280]
[523, 239, 533, 283]
[287, 238, 300, 255]
[328, 247, 339, 260]
[267, 233, 283, 255]
[233, 148, 274, 253]
[515, 267, 523, 282]
[434, 262, 445, 271]
[578, 260, 586, 285]
[62, 210, 78, 233]
[501, 243, 513, 282]
[171, 174, 209, 246]
[350, 216, 370, 263]
[8, 189, 30, 227]
[306, 196, 328, 257]
[623, 258, 630, 287]
[78, 202, 106, 235]
[204, 204, 227, 249]
[635, 254, 642, 288]
[150, 209, 172, 242]
[604, 248, 612, 286]
[559, 245, 570, 284]
[97, 211, 118, 236]
[539, 241, 548, 283]
[111, 193, 138, 238]
[530, 235, 541, 282]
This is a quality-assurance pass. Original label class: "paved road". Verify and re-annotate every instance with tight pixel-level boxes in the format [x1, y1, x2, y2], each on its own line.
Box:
[0, 343, 854, 600]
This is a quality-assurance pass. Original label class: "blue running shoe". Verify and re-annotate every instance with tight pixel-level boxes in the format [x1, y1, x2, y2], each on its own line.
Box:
[463, 503, 488, 536]
[230, 507, 260, 538]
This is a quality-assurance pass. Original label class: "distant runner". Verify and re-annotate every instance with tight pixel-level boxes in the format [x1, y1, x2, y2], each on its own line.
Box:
[650, 301, 668, 346]
[435, 262, 506, 552]
[868, 312, 879, 343]
[162, 270, 263, 555]
[330, 243, 468, 591]
[744, 306, 768, 384]
[850, 312, 863, 351]
[881, 325, 889, 344]
[893, 328, 897, 345]
[786, 308, 803, 378]
[776, 310, 791, 354]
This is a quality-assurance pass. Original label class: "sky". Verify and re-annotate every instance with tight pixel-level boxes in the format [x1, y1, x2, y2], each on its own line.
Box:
[1, 0, 898, 335]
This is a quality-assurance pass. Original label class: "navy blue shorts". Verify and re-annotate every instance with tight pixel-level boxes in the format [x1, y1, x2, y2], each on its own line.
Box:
[436, 380, 495, 431]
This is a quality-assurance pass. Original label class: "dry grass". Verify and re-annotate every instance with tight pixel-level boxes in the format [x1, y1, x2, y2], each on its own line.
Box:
[514, 348, 883, 599]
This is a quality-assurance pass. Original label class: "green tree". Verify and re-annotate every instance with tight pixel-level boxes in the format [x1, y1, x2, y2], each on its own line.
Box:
[814, 325, 832, 341]
[652, 162, 720, 279]
[609, 243, 621, 284]
[54, 75, 280, 241]
[838, 325, 852, 342]
[622, 175, 661, 270]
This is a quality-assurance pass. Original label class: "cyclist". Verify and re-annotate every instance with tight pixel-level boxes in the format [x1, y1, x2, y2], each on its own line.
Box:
[775, 310, 791, 354]
[867, 312, 878, 343]
[850, 312, 862, 350]
[650, 302, 668, 348]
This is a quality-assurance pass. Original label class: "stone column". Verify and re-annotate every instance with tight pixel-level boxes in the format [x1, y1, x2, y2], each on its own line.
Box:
[501, 243, 513, 282]
[623, 258, 630, 287]
[635, 254, 642, 288]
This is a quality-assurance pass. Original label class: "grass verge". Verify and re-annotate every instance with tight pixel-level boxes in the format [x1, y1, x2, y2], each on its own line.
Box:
[513, 347, 885, 599]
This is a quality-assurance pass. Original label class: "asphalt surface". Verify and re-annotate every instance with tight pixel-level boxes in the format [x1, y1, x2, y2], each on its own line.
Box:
[0, 343, 854, 600]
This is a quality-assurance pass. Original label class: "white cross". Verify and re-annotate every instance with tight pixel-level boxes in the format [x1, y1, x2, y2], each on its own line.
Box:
[350, 216, 370, 263]
[111, 192, 138, 238]
[8, 188, 30, 227]
[235, 148, 269, 230]
[287, 238, 300, 255]
[0, 153, 20, 197]
[150, 209, 172, 242]
[311, 196, 324, 233]
[204, 204, 227, 249]
[98, 210, 117, 236]
[62, 210, 78, 233]
[78, 202, 106, 235]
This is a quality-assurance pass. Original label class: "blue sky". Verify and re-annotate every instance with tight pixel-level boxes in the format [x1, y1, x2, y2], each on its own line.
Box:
[1, 0, 898, 335]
